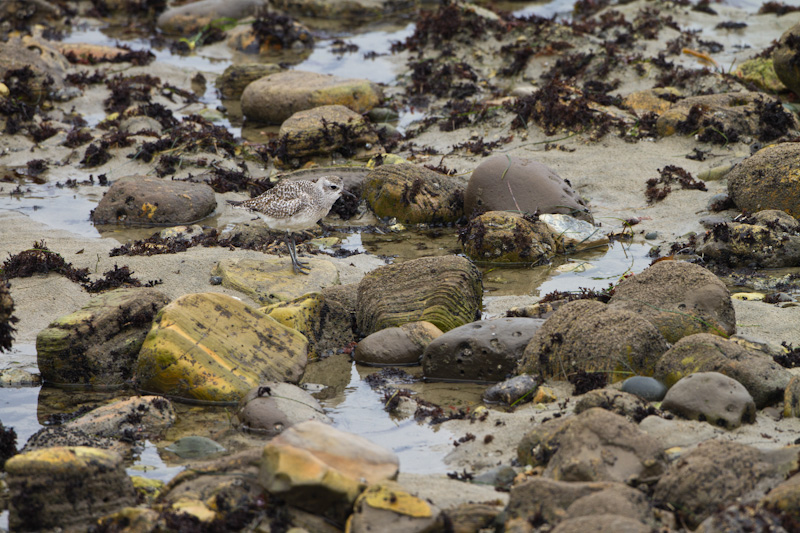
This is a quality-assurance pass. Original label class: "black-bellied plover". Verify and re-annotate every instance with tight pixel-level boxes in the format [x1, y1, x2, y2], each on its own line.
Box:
[228, 175, 347, 274]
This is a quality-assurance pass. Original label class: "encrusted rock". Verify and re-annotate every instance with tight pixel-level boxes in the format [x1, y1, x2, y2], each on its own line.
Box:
[464, 154, 592, 222]
[0, 37, 68, 103]
[226, 15, 314, 56]
[216, 63, 283, 100]
[785, 376, 800, 418]
[517, 408, 667, 484]
[65, 395, 176, 439]
[241, 70, 383, 124]
[622, 87, 682, 115]
[538, 213, 608, 253]
[608, 261, 735, 343]
[760, 472, 800, 525]
[0, 281, 18, 353]
[6, 446, 136, 532]
[698, 210, 800, 267]
[573, 389, 654, 422]
[354, 321, 442, 366]
[136, 292, 308, 403]
[363, 163, 464, 224]
[654, 333, 791, 408]
[728, 143, 800, 219]
[551, 515, 651, 533]
[156, 0, 266, 34]
[661, 372, 755, 429]
[22, 426, 120, 454]
[517, 300, 668, 382]
[272, 0, 419, 21]
[734, 57, 787, 93]
[36, 288, 169, 387]
[91, 176, 217, 225]
[696, 504, 789, 533]
[422, 317, 544, 382]
[347, 482, 445, 533]
[653, 440, 800, 529]
[773, 21, 800, 97]
[259, 420, 399, 524]
[483, 374, 540, 405]
[356, 255, 482, 335]
[460, 211, 557, 263]
[237, 382, 331, 435]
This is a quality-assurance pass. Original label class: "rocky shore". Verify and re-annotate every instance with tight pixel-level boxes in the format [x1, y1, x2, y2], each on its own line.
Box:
[4, 0, 800, 531]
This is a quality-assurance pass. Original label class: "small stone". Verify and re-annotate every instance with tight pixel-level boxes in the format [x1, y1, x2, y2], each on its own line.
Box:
[621, 376, 667, 402]
[164, 436, 226, 459]
[645, 231, 658, 240]
[209, 275, 222, 285]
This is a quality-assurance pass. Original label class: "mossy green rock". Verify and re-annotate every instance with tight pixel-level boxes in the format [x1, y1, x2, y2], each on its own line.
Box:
[460, 211, 556, 263]
[734, 57, 786, 93]
[363, 163, 464, 224]
[36, 288, 169, 387]
[136, 292, 308, 403]
[356, 256, 482, 335]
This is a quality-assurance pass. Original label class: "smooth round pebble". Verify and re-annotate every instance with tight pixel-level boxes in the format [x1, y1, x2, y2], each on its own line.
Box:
[621, 376, 667, 402]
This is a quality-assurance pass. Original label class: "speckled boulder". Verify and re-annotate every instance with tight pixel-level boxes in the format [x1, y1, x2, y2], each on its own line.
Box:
[354, 321, 442, 366]
[6, 446, 136, 532]
[728, 143, 800, 219]
[661, 372, 756, 429]
[236, 382, 330, 436]
[423, 317, 545, 382]
[363, 163, 464, 224]
[36, 288, 169, 387]
[464, 154, 592, 222]
[460, 211, 557, 263]
[157, 0, 266, 34]
[356, 255, 482, 335]
[517, 300, 669, 382]
[136, 292, 308, 403]
[608, 261, 735, 343]
[697, 210, 800, 267]
[653, 440, 800, 529]
[91, 176, 216, 225]
[517, 408, 667, 484]
[241, 70, 383, 124]
[654, 333, 791, 408]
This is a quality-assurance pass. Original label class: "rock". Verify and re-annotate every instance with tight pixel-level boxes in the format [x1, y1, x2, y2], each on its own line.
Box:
[608, 261, 735, 343]
[259, 420, 399, 524]
[36, 288, 169, 387]
[216, 63, 283, 100]
[661, 372, 755, 429]
[728, 143, 800, 219]
[622, 87, 682, 115]
[422, 317, 545, 382]
[236, 382, 331, 435]
[0, 281, 18, 353]
[760, 472, 800, 526]
[363, 163, 464, 224]
[262, 292, 354, 360]
[156, 0, 267, 35]
[0, 37, 68, 103]
[272, 0, 417, 21]
[120, 115, 162, 135]
[573, 389, 654, 422]
[697, 210, 800, 267]
[773, 21, 800, 97]
[638, 415, 725, 450]
[276, 104, 382, 164]
[551, 515, 651, 533]
[654, 333, 791, 409]
[225, 15, 314, 56]
[22, 426, 120, 454]
[734, 57, 787, 93]
[695, 504, 789, 533]
[565, 485, 653, 523]
[483, 374, 540, 405]
[464, 154, 592, 223]
[354, 321, 442, 366]
[212, 257, 340, 304]
[653, 440, 800, 529]
[136, 292, 308, 403]
[347, 482, 445, 533]
[459, 211, 557, 263]
[538, 213, 608, 253]
[164, 436, 226, 459]
[6, 446, 136, 531]
[785, 376, 800, 418]
[356, 255, 482, 335]
[446, 503, 503, 533]
[517, 408, 667, 484]
[656, 91, 795, 143]
[91, 176, 216, 225]
[620, 376, 667, 401]
[517, 300, 669, 382]
[0, 367, 39, 386]
[241, 70, 383, 124]
[96, 508, 160, 532]
[62, 395, 175, 441]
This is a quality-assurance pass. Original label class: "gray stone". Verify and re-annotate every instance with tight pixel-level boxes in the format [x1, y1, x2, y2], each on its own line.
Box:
[517, 300, 668, 383]
[696, 504, 789, 533]
[565, 485, 652, 523]
[655, 333, 791, 408]
[621, 376, 667, 401]
[661, 372, 755, 429]
[728, 143, 800, 219]
[464, 154, 592, 222]
[423, 318, 544, 382]
[483, 374, 540, 405]
[164, 436, 226, 459]
[551, 515, 650, 533]
[608, 261, 735, 343]
[91, 176, 217, 225]
[773, 21, 800, 97]
[354, 321, 442, 366]
[36, 288, 169, 387]
[237, 382, 331, 436]
[157, 0, 267, 35]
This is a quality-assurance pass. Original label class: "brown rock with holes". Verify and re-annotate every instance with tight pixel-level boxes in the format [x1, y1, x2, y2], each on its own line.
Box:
[91, 176, 217, 225]
[517, 300, 668, 382]
[464, 154, 592, 222]
[728, 143, 800, 219]
[460, 211, 557, 263]
[608, 261, 735, 343]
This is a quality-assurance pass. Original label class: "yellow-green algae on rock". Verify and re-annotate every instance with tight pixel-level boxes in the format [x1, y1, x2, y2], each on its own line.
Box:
[136, 292, 308, 404]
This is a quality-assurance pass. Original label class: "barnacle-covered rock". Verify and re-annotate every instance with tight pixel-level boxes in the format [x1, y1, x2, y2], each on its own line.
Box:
[216, 63, 282, 100]
[356, 256, 482, 335]
[460, 211, 556, 263]
[363, 163, 464, 224]
[136, 292, 307, 403]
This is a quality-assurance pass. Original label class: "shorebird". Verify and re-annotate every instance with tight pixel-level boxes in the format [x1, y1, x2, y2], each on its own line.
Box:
[228, 175, 347, 274]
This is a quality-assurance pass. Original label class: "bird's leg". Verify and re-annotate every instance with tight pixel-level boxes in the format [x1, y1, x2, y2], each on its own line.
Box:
[285, 233, 310, 275]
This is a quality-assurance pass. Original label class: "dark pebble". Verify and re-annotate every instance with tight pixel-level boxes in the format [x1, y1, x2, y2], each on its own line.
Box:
[621, 376, 667, 402]
[209, 276, 223, 285]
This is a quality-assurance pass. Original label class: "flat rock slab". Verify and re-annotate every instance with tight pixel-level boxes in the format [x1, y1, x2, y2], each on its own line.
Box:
[241, 70, 383, 124]
[91, 176, 216, 225]
[136, 292, 308, 403]
[213, 257, 340, 304]
[661, 371, 755, 429]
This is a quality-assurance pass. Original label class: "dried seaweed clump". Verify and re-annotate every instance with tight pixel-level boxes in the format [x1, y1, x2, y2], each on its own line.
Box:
[82, 264, 161, 293]
[1, 241, 89, 283]
[252, 12, 313, 51]
[131, 114, 238, 164]
[393, 2, 501, 52]
[645, 165, 706, 203]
